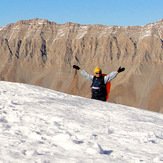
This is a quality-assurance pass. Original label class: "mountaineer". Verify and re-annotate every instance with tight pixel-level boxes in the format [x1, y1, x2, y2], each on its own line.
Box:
[73, 65, 125, 101]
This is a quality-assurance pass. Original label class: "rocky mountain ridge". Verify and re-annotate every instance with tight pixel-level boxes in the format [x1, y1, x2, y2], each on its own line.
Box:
[0, 19, 163, 113]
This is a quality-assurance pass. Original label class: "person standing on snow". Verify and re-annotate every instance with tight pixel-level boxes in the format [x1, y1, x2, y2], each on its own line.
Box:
[73, 65, 125, 101]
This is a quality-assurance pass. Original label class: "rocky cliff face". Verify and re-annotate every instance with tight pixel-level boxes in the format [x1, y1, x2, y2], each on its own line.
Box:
[0, 18, 163, 113]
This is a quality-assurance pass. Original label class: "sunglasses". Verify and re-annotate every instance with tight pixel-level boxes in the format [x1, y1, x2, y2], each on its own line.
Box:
[95, 72, 101, 74]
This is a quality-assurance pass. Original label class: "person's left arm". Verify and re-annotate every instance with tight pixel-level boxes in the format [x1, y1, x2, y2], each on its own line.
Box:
[104, 66, 125, 84]
[104, 71, 118, 84]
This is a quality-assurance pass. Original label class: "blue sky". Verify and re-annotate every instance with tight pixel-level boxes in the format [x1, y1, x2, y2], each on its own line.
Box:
[0, 0, 162, 27]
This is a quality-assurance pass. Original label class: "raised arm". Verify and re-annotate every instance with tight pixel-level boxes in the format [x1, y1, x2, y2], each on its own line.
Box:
[104, 66, 125, 84]
[80, 69, 93, 82]
[104, 71, 118, 84]
[73, 65, 93, 82]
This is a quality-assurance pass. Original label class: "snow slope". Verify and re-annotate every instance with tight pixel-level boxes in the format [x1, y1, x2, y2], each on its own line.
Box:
[0, 81, 162, 163]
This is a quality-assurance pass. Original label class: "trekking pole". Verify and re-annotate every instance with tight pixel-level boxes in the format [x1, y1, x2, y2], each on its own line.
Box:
[75, 56, 81, 65]
[74, 56, 81, 95]
[74, 69, 77, 95]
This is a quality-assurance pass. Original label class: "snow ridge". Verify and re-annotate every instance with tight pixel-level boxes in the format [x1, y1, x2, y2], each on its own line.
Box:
[0, 81, 163, 163]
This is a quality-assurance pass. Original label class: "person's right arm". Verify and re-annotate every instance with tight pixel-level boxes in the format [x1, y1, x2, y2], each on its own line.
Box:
[73, 65, 93, 82]
[80, 69, 93, 82]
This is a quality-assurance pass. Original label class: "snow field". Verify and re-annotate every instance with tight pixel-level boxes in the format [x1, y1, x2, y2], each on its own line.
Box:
[0, 81, 163, 163]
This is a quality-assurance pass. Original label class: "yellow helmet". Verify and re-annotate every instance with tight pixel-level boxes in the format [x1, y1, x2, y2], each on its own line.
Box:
[94, 67, 102, 73]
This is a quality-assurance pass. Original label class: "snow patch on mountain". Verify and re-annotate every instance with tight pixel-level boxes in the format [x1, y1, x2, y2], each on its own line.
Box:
[75, 26, 88, 40]
[0, 27, 4, 31]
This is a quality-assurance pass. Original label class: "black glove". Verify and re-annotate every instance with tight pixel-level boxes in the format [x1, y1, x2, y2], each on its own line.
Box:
[73, 65, 80, 70]
[117, 66, 125, 73]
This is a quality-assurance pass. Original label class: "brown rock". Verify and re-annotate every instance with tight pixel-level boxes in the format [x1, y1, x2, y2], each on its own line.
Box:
[0, 18, 163, 113]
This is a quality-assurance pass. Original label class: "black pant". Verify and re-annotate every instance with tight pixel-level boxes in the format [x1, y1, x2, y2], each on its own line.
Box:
[91, 92, 106, 101]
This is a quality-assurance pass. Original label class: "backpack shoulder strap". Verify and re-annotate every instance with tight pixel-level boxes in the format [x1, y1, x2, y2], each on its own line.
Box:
[91, 76, 96, 87]
[93, 76, 96, 83]
[101, 74, 106, 85]
[102, 75, 105, 85]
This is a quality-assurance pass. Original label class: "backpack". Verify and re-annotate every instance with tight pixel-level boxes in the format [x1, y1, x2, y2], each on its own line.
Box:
[91, 74, 111, 101]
